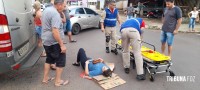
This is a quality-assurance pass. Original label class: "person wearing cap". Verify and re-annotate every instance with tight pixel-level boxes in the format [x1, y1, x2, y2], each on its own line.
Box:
[72, 48, 112, 79]
[100, 1, 121, 54]
[120, 18, 146, 80]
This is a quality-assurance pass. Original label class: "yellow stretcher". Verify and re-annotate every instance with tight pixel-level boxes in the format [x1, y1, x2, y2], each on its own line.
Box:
[117, 39, 175, 82]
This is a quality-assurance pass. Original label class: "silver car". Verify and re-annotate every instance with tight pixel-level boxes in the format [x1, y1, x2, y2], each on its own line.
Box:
[0, 0, 42, 74]
[69, 7, 101, 35]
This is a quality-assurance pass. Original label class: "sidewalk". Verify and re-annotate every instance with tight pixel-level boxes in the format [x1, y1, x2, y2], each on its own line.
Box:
[119, 12, 200, 33]
[96, 9, 200, 33]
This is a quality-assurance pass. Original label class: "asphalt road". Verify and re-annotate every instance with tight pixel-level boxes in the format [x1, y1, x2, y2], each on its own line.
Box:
[0, 27, 199, 90]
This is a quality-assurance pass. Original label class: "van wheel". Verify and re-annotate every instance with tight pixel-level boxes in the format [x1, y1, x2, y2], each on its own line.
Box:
[72, 24, 81, 35]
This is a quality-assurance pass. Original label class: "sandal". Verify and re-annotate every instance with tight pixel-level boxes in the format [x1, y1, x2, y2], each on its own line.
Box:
[55, 80, 69, 87]
[42, 77, 55, 84]
[72, 62, 80, 66]
[70, 40, 77, 43]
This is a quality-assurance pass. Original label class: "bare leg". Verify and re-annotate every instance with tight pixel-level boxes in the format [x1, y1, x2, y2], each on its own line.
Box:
[38, 38, 42, 47]
[68, 32, 72, 42]
[50, 64, 56, 70]
[43, 63, 51, 82]
[55, 67, 63, 84]
[161, 42, 166, 55]
[168, 45, 172, 58]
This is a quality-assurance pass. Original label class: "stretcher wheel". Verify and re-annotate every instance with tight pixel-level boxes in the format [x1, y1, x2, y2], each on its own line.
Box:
[149, 75, 154, 82]
[169, 71, 175, 77]
[114, 51, 118, 55]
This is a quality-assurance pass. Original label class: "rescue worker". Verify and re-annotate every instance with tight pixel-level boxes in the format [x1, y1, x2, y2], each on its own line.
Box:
[100, 1, 121, 54]
[120, 18, 146, 80]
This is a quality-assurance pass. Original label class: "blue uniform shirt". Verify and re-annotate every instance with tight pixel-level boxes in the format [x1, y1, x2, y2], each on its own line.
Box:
[120, 18, 144, 34]
[104, 8, 118, 27]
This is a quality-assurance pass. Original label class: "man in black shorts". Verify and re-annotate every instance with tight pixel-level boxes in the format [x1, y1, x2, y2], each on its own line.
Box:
[41, 0, 68, 86]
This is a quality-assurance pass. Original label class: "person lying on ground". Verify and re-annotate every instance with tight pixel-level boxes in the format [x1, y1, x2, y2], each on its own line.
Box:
[72, 48, 112, 79]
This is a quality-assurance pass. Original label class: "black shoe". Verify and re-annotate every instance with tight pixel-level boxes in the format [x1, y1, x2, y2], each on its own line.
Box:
[111, 49, 118, 55]
[72, 62, 80, 66]
[111, 49, 116, 53]
[106, 47, 110, 53]
[124, 68, 130, 74]
[136, 74, 146, 80]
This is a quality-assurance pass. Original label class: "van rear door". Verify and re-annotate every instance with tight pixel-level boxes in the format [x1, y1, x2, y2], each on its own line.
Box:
[2, 0, 37, 62]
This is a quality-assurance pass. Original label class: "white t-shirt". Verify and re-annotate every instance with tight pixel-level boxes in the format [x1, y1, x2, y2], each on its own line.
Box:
[190, 11, 199, 18]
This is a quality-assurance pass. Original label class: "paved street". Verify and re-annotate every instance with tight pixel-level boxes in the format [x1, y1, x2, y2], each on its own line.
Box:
[0, 27, 199, 90]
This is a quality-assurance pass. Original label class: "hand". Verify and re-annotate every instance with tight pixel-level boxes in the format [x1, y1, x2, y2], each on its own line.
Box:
[85, 60, 90, 64]
[98, 58, 104, 62]
[83, 75, 92, 80]
[60, 45, 66, 53]
[173, 30, 178, 35]
[101, 28, 105, 32]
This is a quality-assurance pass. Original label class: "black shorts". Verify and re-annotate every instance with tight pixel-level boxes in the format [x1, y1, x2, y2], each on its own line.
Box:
[44, 44, 66, 67]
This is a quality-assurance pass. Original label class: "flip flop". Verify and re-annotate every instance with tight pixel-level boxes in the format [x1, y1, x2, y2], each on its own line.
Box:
[63, 41, 67, 44]
[42, 77, 55, 84]
[70, 40, 77, 43]
[55, 80, 69, 87]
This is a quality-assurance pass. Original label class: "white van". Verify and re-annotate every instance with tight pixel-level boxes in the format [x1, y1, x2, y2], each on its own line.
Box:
[0, 0, 43, 74]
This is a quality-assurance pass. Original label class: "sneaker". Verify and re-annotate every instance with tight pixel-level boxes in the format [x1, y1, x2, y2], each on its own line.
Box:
[124, 68, 130, 74]
[106, 47, 110, 53]
[136, 74, 146, 80]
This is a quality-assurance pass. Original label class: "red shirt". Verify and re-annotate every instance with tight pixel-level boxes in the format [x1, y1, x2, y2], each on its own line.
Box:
[34, 17, 41, 26]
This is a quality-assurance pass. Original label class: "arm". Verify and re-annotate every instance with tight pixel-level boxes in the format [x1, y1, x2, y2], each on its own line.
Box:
[117, 12, 121, 26]
[93, 58, 104, 64]
[174, 7, 183, 34]
[83, 76, 92, 80]
[36, 10, 42, 18]
[84, 60, 90, 75]
[162, 16, 165, 24]
[51, 14, 66, 53]
[61, 12, 66, 23]
[52, 28, 66, 53]
[124, 10, 127, 16]
[174, 18, 182, 34]
[188, 12, 191, 18]
[162, 8, 166, 24]
[100, 11, 106, 32]
[196, 13, 199, 22]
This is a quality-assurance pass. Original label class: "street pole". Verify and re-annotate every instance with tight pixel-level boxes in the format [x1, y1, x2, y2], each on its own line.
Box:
[87, 0, 88, 7]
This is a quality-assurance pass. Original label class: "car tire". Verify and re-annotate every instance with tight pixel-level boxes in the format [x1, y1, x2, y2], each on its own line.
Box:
[72, 24, 81, 35]
[97, 22, 101, 29]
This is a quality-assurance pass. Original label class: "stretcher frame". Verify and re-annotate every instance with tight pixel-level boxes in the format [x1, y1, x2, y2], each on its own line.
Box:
[116, 39, 175, 81]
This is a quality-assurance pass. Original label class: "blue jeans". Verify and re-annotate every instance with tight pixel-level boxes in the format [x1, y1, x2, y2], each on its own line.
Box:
[189, 18, 196, 30]
[77, 48, 91, 69]
[127, 15, 133, 19]
[160, 31, 174, 46]
[64, 19, 71, 33]
[35, 26, 42, 38]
